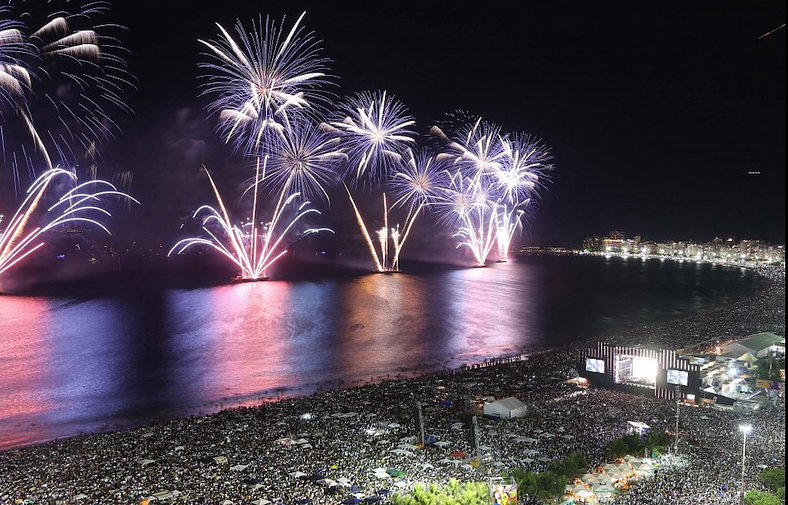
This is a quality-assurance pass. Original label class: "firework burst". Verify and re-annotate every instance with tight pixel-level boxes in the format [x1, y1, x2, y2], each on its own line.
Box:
[0, 167, 139, 277]
[199, 12, 331, 156]
[431, 115, 553, 264]
[0, 1, 133, 186]
[169, 160, 333, 280]
[432, 170, 497, 266]
[493, 133, 552, 260]
[330, 90, 416, 183]
[431, 114, 506, 183]
[259, 119, 346, 203]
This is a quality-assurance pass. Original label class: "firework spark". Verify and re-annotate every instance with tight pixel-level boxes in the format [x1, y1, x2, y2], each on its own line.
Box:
[199, 12, 331, 156]
[0, 167, 138, 277]
[169, 160, 333, 280]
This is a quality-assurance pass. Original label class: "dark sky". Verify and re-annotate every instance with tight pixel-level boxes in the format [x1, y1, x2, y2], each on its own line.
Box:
[108, 0, 784, 247]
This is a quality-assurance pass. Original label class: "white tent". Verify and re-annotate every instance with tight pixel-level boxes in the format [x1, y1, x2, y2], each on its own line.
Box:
[626, 421, 650, 436]
[483, 397, 527, 419]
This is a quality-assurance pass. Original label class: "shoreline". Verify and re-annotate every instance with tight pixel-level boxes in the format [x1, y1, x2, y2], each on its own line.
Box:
[0, 266, 782, 455]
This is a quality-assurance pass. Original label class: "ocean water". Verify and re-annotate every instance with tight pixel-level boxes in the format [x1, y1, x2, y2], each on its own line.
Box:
[0, 255, 759, 450]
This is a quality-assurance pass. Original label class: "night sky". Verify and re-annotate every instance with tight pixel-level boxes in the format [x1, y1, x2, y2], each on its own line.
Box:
[70, 1, 788, 246]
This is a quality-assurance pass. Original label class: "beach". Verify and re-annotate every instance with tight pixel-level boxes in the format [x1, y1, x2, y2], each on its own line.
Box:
[0, 266, 784, 504]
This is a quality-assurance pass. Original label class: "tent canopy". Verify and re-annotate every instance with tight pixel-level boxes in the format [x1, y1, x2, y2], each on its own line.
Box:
[483, 397, 527, 419]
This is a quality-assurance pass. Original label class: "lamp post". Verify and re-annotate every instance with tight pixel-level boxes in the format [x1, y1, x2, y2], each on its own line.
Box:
[739, 424, 752, 505]
[673, 385, 681, 453]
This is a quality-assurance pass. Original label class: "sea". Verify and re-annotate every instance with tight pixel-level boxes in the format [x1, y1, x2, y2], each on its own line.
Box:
[0, 255, 760, 451]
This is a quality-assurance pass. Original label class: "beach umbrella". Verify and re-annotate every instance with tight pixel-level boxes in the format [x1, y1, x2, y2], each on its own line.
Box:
[250, 500, 271, 505]
[575, 489, 594, 499]
[342, 499, 362, 505]
[615, 463, 631, 474]
[581, 474, 600, 485]
[450, 451, 467, 459]
[595, 473, 613, 484]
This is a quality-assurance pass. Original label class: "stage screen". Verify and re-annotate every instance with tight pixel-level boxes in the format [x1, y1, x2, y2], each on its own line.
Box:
[667, 369, 689, 386]
[585, 358, 605, 373]
[614, 355, 658, 387]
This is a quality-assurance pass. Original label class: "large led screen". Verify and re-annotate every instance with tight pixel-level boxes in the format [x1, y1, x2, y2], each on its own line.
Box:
[586, 358, 605, 373]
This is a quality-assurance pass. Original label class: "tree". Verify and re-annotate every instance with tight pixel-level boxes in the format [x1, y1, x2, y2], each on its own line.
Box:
[391, 480, 489, 505]
[550, 452, 588, 479]
[760, 467, 786, 491]
[745, 490, 781, 505]
[610, 434, 645, 458]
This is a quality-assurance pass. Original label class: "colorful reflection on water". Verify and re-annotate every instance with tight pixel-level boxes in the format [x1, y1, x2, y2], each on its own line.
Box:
[0, 256, 758, 450]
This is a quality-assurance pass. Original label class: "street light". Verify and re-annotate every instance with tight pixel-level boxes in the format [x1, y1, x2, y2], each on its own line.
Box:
[739, 424, 752, 505]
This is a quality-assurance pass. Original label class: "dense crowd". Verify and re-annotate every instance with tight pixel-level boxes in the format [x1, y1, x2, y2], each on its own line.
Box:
[0, 267, 784, 504]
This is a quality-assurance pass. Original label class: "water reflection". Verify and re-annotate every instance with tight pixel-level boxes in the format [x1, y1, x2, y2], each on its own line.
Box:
[0, 297, 54, 448]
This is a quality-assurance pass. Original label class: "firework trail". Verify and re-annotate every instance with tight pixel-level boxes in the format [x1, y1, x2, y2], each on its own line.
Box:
[0, 1, 133, 187]
[169, 160, 333, 280]
[0, 167, 138, 277]
[199, 12, 331, 157]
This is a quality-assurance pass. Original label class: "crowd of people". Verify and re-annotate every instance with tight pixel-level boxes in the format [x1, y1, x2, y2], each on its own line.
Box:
[0, 268, 784, 504]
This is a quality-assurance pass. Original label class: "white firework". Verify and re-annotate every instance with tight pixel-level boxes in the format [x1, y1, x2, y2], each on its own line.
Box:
[199, 12, 331, 155]
[329, 90, 416, 183]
